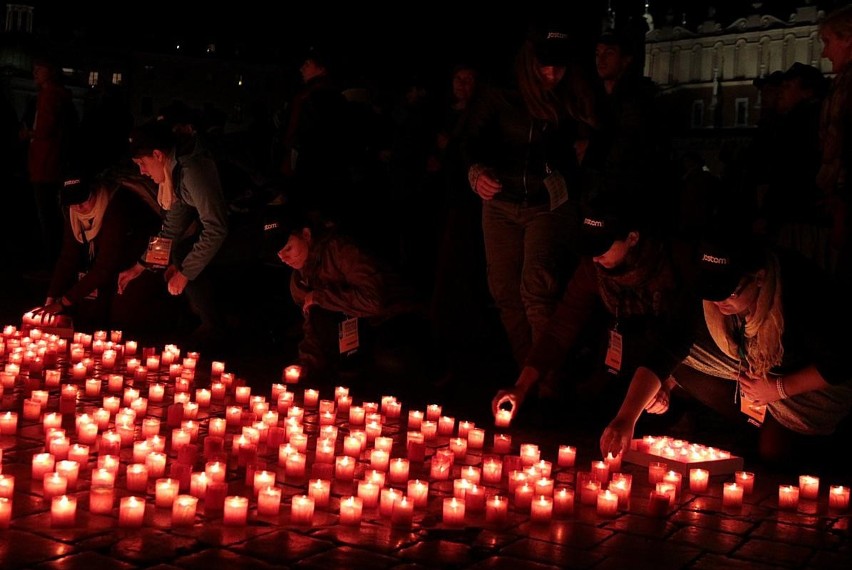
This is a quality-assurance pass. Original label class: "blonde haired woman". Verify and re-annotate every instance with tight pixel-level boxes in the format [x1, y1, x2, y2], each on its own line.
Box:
[600, 228, 852, 476]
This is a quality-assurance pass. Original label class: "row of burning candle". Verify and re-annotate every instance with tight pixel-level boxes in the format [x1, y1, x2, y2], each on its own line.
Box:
[646, 460, 850, 511]
[4, 326, 849, 530]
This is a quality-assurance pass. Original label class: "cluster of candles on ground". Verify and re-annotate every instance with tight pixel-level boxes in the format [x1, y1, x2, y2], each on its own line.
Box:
[0, 325, 848, 531]
[633, 435, 849, 513]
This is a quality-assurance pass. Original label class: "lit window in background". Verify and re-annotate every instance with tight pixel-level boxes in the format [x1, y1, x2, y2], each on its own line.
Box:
[112, 73, 122, 86]
[88, 71, 98, 87]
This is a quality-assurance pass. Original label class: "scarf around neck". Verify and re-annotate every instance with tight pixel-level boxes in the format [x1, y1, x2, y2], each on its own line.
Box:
[69, 186, 114, 258]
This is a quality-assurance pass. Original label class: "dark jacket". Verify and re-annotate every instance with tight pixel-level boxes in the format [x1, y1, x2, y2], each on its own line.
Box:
[290, 232, 425, 325]
[462, 82, 580, 206]
[525, 238, 685, 377]
[49, 185, 161, 307]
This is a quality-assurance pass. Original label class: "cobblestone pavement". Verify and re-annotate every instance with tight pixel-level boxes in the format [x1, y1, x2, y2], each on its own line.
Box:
[0, 271, 850, 569]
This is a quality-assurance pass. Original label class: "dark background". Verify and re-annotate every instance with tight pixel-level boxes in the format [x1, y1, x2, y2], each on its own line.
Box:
[29, 1, 841, 80]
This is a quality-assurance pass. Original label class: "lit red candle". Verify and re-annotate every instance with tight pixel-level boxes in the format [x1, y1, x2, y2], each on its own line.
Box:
[482, 456, 503, 485]
[370, 449, 390, 471]
[155, 478, 179, 508]
[88, 485, 114, 514]
[308, 478, 331, 508]
[443, 497, 465, 526]
[119, 496, 146, 527]
[648, 461, 667, 484]
[0, 497, 10, 529]
[467, 428, 485, 450]
[647, 491, 670, 516]
[407, 479, 429, 508]
[735, 471, 755, 495]
[171, 495, 198, 526]
[51, 495, 77, 527]
[799, 475, 820, 501]
[357, 480, 380, 508]
[494, 409, 512, 428]
[722, 482, 744, 508]
[290, 495, 314, 525]
[579, 479, 602, 506]
[829, 485, 850, 511]
[257, 486, 282, 517]
[485, 495, 508, 525]
[283, 364, 301, 384]
[689, 468, 709, 493]
[388, 458, 410, 484]
[778, 485, 800, 510]
[0, 474, 15, 499]
[32, 452, 55, 480]
[493, 434, 512, 455]
[339, 496, 363, 525]
[335, 456, 356, 481]
[514, 482, 534, 510]
[553, 487, 575, 518]
[223, 495, 249, 526]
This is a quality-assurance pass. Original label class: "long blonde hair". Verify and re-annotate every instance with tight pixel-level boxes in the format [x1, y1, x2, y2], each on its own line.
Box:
[704, 251, 785, 377]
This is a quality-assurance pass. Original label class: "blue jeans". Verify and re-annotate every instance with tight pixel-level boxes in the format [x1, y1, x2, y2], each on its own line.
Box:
[481, 199, 576, 367]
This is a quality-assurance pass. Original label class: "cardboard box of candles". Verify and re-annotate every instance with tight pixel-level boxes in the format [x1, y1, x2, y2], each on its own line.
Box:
[623, 435, 744, 477]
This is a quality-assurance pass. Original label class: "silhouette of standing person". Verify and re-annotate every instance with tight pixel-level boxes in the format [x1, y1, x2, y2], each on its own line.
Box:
[22, 55, 78, 272]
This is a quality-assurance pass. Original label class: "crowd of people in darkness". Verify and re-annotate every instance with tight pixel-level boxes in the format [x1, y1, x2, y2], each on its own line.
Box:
[4, 8, 852, 478]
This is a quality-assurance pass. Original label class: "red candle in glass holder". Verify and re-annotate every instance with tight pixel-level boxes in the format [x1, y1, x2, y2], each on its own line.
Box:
[443, 497, 465, 526]
[722, 482, 744, 508]
[223, 495, 249, 526]
[50, 495, 77, 527]
[257, 485, 282, 516]
[171, 494, 198, 526]
[119, 496, 145, 527]
[290, 495, 314, 525]
[339, 496, 363, 525]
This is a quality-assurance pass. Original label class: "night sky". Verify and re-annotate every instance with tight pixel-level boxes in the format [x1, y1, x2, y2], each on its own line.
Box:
[22, 1, 848, 84]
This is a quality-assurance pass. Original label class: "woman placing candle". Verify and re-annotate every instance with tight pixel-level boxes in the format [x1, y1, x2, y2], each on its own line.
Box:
[599, 228, 852, 476]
